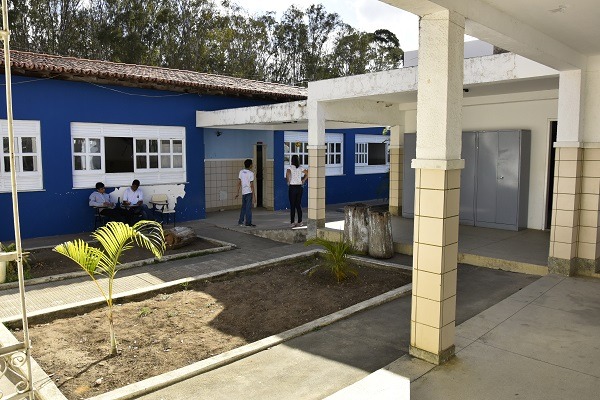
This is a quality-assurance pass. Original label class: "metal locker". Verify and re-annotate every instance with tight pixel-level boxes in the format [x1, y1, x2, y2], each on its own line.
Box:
[460, 132, 477, 225]
[402, 133, 416, 217]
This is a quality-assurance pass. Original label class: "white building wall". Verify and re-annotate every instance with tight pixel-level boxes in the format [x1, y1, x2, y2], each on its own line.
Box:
[405, 90, 558, 229]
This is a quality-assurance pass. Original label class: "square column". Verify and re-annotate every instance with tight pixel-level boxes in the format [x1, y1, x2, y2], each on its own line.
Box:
[409, 9, 464, 365]
[549, 68, 600, 275]
[389, 125, 404, 216]
[578, 148, 600, 273]
[549, 146, 583, 275]
[307, 146, 326, 236]
[307, 101, 326, 238]
[410, 168, 460, 364]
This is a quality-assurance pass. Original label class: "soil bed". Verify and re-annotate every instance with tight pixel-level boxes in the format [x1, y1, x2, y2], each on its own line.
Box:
[13, 256, 411, 399]
[21, 237, 218, 280]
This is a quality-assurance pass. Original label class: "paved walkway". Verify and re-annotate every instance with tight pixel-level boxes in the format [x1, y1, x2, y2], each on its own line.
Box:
[2, 219, 599, 400]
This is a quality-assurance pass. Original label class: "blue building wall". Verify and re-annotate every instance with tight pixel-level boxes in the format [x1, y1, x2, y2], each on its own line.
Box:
[273, 128, 389, 211]
[0, 76, 269, 240]
[204, 128, 274, 159]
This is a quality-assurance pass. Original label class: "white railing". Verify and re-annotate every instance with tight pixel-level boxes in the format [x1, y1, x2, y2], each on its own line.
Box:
[0, 0, 34, 398]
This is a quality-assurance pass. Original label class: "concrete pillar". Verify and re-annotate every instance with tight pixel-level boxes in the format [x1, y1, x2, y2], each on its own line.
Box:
[409, 9, 464, 365]
[389, 124, 405, 216]
[550, 58, 600, 275]
[307, 101, 326, 238]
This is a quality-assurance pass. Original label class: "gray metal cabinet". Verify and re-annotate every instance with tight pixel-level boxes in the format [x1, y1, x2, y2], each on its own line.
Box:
[402, 130, 530, 231]
[475, 130, 530, 230]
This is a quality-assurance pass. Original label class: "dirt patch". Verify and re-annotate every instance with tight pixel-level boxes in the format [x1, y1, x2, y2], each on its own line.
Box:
[13, 257, 411, 399]
[21, 237, 219, 280]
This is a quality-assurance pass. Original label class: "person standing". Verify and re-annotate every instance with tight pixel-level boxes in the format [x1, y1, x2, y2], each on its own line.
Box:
[235, 159, 256, 227]
[286, 154, 308, 228]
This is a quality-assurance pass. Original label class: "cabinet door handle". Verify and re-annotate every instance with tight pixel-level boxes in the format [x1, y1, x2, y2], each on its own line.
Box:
[499, 176, 504, 179]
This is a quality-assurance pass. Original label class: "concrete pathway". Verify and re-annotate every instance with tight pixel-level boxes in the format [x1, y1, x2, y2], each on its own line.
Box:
[0, 221, 307, 322]
[138, 265, 538, 400]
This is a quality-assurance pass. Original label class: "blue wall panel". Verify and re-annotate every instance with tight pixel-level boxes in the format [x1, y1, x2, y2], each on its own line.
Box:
[0, 76, 268, 240]
[273, 128, 389, 212]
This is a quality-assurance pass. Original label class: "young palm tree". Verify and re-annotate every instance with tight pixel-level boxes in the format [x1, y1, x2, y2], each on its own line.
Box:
[54, 221, 165, 356]
[305, 237, 357, 282]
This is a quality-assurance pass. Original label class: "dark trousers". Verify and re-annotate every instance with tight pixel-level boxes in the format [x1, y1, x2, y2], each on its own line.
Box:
[100, 207, 129, 223]
[289, 185, 303, 223]
[238, 193, 253, 225]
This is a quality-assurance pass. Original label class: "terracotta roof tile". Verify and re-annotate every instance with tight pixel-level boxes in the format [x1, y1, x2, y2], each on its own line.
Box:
[1, 51, 307, 101]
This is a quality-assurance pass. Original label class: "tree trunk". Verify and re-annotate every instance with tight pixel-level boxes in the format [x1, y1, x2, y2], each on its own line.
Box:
[368, 209, 393, 259]
[343, 203, 369, 254]
[108, 306, 117, 356]
[164, 227, 196, 250]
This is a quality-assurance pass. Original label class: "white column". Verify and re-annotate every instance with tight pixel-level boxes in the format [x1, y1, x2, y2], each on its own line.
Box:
[409, 9, 464, 365]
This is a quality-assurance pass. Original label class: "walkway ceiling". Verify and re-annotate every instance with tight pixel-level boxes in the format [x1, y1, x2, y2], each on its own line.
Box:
[197, 54, 558, 130]
[381, 0, 599, 70]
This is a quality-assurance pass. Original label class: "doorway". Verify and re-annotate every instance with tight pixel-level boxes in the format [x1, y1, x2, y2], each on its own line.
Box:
[255, 143, 264, 208]
[545, 121, 558, 230]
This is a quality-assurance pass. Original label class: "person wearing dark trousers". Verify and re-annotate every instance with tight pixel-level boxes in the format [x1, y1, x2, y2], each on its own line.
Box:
[286, 154, 308, 228]
[235, 159, 256, 227]
[89, 182, 129, 223]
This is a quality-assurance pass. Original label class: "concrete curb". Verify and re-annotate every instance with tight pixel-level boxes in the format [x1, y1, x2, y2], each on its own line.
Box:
[0, 236, 236, 292]
[87, 283, 413, 400]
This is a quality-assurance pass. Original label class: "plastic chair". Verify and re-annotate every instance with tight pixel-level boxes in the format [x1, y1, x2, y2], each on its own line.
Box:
[150, 194, 176, 226]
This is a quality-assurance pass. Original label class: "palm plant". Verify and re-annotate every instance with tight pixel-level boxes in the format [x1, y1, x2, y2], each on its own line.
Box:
[305, 237, 357, 282]
[53, 221, 165, 356]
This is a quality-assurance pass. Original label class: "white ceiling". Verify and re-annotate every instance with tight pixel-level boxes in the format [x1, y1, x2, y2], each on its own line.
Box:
[484, 0, 600, 56]
[382, 0, 599, 69]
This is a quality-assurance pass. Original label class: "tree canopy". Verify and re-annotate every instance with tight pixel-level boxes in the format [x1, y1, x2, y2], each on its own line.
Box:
[8, 0, 404, 86]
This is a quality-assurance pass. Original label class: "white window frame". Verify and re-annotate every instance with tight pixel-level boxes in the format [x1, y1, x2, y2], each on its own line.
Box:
[71, 122, 186, 188]
[283, 132, 343, 176]
[0, 120, 43, 192]
[355, 134, 390, 175]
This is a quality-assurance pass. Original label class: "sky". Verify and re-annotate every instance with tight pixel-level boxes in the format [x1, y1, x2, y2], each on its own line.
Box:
[235, 0, 421, 51]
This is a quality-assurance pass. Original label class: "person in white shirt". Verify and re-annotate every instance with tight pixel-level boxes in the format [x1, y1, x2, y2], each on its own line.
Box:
[286, 155, 308, 228]
[89, 182, 128, 223]
[235, 159, 256, 227]
[122, 179, 150, 221]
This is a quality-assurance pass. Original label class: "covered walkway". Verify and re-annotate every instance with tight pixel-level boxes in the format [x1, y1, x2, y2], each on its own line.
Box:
[205, 205, 551, 274]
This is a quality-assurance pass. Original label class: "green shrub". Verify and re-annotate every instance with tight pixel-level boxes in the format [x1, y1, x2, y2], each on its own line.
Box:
[305, 237, 357, 283]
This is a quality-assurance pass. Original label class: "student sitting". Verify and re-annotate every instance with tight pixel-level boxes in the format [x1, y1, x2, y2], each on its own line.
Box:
[122, 179, 150, 222]
[89, 182, 128, 223]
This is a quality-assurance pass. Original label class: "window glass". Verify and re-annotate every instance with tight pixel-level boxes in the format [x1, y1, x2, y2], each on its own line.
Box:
[90, 156, 101, 170]
[161, 140, 170, 153]
[173, 140, 183, 153]
[73, 138, 85, 153]
[161, 155, 171, 168]
[89, 139, 101, 153]
[136, 139, 146, 153]
[136, 155, 147, 169]
[22, 156, 36, 171]
[74, 155, 84, 170]
[149, 140, 158, 153]
[3, 156, 10, 172]
[149, 155, 159, 168]
[173, 155, 183, 168]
